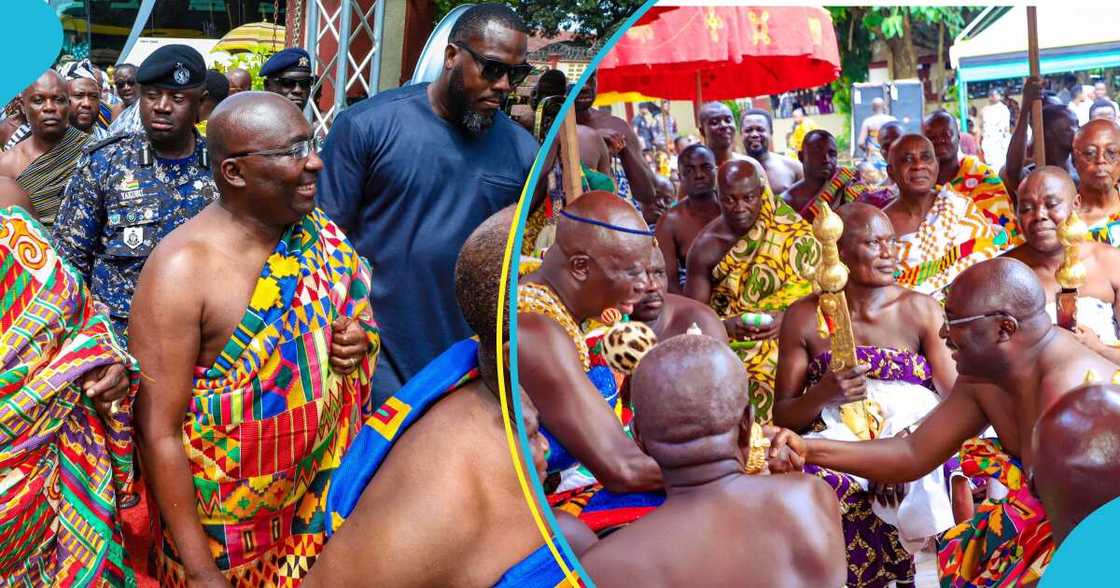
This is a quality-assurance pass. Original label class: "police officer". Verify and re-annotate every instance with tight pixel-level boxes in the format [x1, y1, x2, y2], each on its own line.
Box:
[53, 44, 217, 340]
[261, 48, 314, 112]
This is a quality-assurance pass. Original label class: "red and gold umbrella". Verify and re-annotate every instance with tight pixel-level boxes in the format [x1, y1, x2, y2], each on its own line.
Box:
[597, 6, 841, 101]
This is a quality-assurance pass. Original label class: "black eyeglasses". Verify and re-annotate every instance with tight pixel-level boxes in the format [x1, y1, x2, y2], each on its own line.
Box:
[453, 43, 532, 86]
[228, 139, 313, 160]
[115, 80, 136, 88]
[271, 77, 315, 91]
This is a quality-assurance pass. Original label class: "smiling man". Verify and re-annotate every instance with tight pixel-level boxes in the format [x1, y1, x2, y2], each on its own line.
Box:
[741, 108, 803, 195]
[781, 129, 870, 223]
[698, 101, 749, 167]
[318, 3, 538, 404]
[884, 134, 1011, 297]
[685, 160, 821, 424]
[0, 70, 89, 225]
[53, 45, 217, 340]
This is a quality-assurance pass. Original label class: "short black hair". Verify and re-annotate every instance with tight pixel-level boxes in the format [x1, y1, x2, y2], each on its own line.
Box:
[454, 207, 516, 350]
[803, 128, 834, 147]
[449, 3, 529, 45]
[1090, 99, 1116, 118]
[678, 142, 714, 164]
[741, 108, 772, 132]
[116, 63, 138, 74]
[205, 69, 230, 103]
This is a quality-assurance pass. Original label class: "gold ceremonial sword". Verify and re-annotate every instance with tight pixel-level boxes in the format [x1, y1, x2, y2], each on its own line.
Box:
[1055, 211, 1088, 330]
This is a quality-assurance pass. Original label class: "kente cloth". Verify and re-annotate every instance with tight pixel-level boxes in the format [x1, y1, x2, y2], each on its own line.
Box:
[521, 164, 618, 257]
[797, 166, 871, 223]
[894, 187, 1011, 296]
[1086, 210, 1120, 247]
[1045, 296, 1120, 345]
[942, 155, 1023, 247]
[155, 209, 379, 587]
[15, 127, 90, 226]
[708, 184, 821, 424]
[3, 122, 30, 151]
[937, 438, 1053, 588]
[493, 542, 584, 588]
[0, 206, 139, 587]
[807, 348, 954, 560]
[325, 338, 478, 533]
[549, 484, 665, 535]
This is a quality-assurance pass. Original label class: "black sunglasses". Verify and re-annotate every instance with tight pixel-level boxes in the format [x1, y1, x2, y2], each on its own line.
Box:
[271, 77, 315, 91]
[115, 79, 136, 88]
[453, 43, 532, 86]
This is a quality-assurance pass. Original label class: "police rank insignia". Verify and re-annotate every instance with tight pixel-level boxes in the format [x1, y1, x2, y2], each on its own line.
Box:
[298, 56, 310, 68]
[123, 226, 144, 249]
[173, 62, 190, 86]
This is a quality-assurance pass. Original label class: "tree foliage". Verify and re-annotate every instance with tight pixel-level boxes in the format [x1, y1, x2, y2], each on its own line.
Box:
[434, 0, 646, 43]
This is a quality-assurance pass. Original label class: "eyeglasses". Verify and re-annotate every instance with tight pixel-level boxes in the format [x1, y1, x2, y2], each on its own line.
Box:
[1074, 146, 1120, 163]
[942, 309, 1016, 328]
[271, 77, 315, 91]
[114, 80, 135, 89]
[453, 43, 532, 86]
[228, 139, 314, 160]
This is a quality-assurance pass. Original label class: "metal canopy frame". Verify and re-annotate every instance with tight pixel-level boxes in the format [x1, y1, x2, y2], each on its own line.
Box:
[304, 0, 386, 137]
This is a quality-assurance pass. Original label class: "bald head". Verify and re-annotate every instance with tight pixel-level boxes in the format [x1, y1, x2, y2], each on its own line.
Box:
[871, 97, 886, 114]
[698, 102, 735, 150]
[1018, 165, 1077, 204]
[698, 102, 732, 126]
[1032, 383, 1120, 545]
[717, 158, 763, 193]
[207, 91, 306, 161]
[226, 68, 252, 94]
[837, 202, 891, 246]
[631, 334, 750, 466]
[1073, 118, 1120, 150]
[456, 206, 516, 350]
[950, 258, 1046, 320]
[21, 70, 70, 141]
[555, 191, 650, 253]
[878, 121, 905, 161]
[21, 70, 66, 100]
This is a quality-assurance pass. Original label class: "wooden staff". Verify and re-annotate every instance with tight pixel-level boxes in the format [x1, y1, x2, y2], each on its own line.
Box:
[1055, 211, 1089, 330]
[694, 70, 704, 135]
[812, 204, 880, 440]
[559, 105, 583, 202]
[1027, 6, 1045, 165]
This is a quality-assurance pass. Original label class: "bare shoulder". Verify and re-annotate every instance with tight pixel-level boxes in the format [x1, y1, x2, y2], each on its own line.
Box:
[784, 294, 822, 332]
[896, 287, 940, 320]
[142, 212, 224, 287]
[1089, 241, 1120, 271]
[687, 219, 728, 267]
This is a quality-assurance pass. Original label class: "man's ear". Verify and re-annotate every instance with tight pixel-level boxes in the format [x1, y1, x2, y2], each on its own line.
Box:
[568, 254, 591, 282]
[220, 158, 246, 189]
[443, 43, 459, 72]
[997, 317, 1019, 342]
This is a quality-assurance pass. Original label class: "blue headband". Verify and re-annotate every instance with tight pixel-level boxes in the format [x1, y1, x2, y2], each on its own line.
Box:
[558, 209, 656, 236]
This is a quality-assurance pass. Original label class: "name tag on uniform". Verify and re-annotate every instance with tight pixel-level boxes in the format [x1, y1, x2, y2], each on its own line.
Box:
[123, 226, 144, 249]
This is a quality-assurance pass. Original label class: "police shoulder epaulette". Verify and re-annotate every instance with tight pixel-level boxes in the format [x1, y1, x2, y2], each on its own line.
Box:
[83, 132, 129, 155]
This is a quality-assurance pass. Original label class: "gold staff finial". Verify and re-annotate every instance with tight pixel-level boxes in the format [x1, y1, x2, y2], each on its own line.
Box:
[1055, 210, 1089, 330]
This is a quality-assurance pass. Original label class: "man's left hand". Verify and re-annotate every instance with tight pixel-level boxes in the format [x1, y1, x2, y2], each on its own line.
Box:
[80, 362, 129, 418]
[744, 312, 782, 341]
[330, 316, 369, 375]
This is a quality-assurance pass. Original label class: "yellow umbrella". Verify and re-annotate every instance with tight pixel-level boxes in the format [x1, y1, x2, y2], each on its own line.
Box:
[212, 22, 286, 54]
[593, 91, 666, 107]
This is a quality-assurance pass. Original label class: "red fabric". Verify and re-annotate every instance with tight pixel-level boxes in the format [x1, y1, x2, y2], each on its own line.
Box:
[121, 484, 159, 588]
[598, 6, 841, 101]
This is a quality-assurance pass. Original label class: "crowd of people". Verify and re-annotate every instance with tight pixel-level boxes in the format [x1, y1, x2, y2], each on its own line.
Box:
[5, 1, 1120, 586]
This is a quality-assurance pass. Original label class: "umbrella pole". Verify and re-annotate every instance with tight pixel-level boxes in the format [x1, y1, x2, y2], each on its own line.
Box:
[560, 106, 583, 202]
[1027, 6, 1045, 165]
[694, 71, 704, 133]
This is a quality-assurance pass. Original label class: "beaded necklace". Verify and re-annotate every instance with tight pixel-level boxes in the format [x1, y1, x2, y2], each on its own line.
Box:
[518, 281, 590, 371]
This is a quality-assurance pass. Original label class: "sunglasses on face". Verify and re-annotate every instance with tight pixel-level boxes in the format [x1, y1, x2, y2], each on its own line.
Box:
[453, 43, 532, 86]
[272, 77, 315, 91]
[115, 80, 136, 89]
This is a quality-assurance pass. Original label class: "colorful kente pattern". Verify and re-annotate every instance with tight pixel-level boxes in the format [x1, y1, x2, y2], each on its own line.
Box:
[709, 184, 821, 424]
[1087, 210, 1120, 248]
[895, 187, 1010, 296]
[944, 155, 1023, 247]
[798, 166, 871, 223]
[0, 206, 139, 587]
[937, 438, 1053, 588]
[156, 208, 379, 587]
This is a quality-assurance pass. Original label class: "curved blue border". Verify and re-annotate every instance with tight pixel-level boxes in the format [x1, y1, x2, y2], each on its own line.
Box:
[1, 0, 63, 107]
[506, 3, 657, 586]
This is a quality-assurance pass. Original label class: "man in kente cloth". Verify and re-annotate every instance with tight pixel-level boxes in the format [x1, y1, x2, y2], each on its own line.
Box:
[0, 70, 90, 225]
[654, 143, 721, 293]
[1070, 119, 1120, 246]
[574, 334, 847, 588]
[774, 203, 959, 588]
[686, 160, 821, 424]
[129, 92, 378, 586]
[769, 257, 1120, 587]
[697, 102, 751, 167]
[519, 191, 666, 531]
[1032, 383, 1120, 548]
[632, 246, 727, 342]
[741, 108, 803, 195]
[1003, 77, 1081, 201]
[924, 110, 1022, 246]
[0, 205, 137, 585]
[884, 134, 1011, 297]
[309, 207, 579, 587]
[574, 71, 656, 210]
[1007, 167, 1120, 363]
[781, 130, 872, 223]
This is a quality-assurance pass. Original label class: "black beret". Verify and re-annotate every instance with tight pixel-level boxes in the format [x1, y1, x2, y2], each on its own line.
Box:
[205, 69, 230, 102]
[260, 48, 312, 78]
[137, 44, 206, 89]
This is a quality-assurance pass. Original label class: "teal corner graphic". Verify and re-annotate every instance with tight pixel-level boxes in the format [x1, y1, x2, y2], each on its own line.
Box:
[1, 0, 63, 107]
[1042, 495, 1120, 586]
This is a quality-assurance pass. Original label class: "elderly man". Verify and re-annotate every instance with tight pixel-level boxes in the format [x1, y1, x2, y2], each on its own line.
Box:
[781, 130, 871, 222]
[108, 64, 145, 136]
[775, 203, 959, 587]
[58, 59, 109, 140]
[686, 160, 821, 424]
[575, 335, 847, 588]
[113, 63, 139, 107]
[924, 110, 1021, 246]
[1071, 119, 1120, 245]
[884, 134, 1011, 296]
[771, 257, 1120, 587]
[654, 143, 721, 293]
[741, 108, 803, 194]
[574, 71, 656, 210]
[318, 4, 538, 403]
[131, 92, 377, 586]
[1007, 167, 1120, 363]
[0, 205, 136, 585]
[261, 47, 314, 112]
[633, 246, 726, 342]
[306, 207, 577, 586]
[53, 45, 217, 341]
[0, 70, 90, 225]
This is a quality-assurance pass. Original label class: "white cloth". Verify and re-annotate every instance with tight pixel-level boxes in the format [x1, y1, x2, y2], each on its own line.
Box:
[1045, 295, 1119, 345]
[981, 102, 1011, 171]
[810, 379, 955, 553]
[108, 102, 143, 136]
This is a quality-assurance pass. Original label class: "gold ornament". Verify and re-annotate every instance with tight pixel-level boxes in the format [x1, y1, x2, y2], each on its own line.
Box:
[518, 282, 590, 371]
